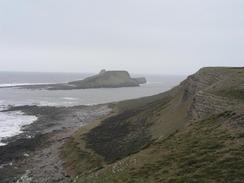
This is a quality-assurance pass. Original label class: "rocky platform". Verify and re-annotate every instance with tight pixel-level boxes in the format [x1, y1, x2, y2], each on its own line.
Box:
[0, 105, 111, 183]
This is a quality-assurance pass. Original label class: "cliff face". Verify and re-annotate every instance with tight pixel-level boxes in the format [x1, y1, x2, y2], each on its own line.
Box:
[62, 67, 244, 183]
[180, 67, 244, 120]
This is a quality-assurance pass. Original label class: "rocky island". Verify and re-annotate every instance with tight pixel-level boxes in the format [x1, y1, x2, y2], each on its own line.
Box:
[20, 70, 147, 90]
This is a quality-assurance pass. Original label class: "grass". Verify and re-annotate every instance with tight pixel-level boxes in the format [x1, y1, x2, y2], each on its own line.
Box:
[84, 87, 189, 163]
[61, 121, 105, 177]
[70, 114, 244, 183]
[60, 67, 244, 183]
[127, 115, 244, 183]
[85, 109, 153, 163]
[113, 91, 173, 112]
[61, 111, 244, 183]
[217, 89, 244, 100]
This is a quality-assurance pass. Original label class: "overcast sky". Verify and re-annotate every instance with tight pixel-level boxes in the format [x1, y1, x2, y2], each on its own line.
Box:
[0, 0, 243, 75]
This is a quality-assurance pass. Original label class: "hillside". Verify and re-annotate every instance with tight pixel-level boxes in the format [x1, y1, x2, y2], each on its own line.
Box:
[67, 70, 146, 89]
[61, 67, 244, 183]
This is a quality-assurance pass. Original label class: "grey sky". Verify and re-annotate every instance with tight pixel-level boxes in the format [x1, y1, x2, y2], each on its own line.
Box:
[0, 0, 243, 75]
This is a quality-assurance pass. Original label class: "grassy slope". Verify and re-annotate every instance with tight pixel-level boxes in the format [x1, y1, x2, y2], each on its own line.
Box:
[61, 67, 244, 183]
[73, 113, 244, 183]
[62, 112, 244, 183]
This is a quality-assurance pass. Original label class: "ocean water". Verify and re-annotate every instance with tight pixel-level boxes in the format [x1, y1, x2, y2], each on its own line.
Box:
[0, 111, 37, 146]
[0, 71, 186, 145]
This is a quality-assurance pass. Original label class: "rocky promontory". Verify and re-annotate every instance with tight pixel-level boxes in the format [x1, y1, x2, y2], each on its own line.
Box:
[20, 70, 147, 90]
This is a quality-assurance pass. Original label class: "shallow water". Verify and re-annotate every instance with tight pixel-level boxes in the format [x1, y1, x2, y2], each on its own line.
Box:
[0, 83, 172, 107]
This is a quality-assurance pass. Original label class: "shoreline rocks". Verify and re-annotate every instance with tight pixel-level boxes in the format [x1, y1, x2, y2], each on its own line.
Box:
[0, 104, 111, 183]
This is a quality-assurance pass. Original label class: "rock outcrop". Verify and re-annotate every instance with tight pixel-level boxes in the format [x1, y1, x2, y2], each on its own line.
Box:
[67, 70, 145, 89]
[132, 77, 147, 84]
[20, 70, 147, 90]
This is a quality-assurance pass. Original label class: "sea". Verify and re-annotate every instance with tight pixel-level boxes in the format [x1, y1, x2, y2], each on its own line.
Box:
[0, 71, 186, 145]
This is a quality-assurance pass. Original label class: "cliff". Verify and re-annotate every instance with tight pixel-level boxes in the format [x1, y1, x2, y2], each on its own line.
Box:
[62, 67, 244, 183]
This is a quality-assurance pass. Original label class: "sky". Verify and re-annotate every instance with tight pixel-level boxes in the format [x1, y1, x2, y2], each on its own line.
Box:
[0, 0, 243, 75]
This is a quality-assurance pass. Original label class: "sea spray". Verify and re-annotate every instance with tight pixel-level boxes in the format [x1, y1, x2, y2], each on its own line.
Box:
[0, 110, 37, 146]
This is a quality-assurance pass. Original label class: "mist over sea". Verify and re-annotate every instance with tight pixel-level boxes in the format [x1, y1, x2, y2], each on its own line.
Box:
[0, 71, 186, 145]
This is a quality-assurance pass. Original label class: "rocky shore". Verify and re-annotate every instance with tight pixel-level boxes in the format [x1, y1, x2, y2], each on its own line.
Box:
[0, 105, 111, 183]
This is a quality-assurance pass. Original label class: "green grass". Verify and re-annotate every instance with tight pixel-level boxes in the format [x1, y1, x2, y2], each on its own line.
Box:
[217, 89, 244, 100]
[126, 115, 244, 183]
[85, 109, 153, 163]
[60, 67, 244, 183]
[75, 114, 244, 183]
[61, 121, 106, 177]
[109, 92, 172, 112]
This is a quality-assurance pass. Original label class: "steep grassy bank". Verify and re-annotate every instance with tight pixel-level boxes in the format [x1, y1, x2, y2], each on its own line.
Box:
[61, 67, 244, 183]
[66, 112, 244, 183]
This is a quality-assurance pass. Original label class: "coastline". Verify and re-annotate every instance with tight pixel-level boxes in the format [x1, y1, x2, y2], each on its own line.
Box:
[0, 110, 38, 146]
[0, 104, 112, 183]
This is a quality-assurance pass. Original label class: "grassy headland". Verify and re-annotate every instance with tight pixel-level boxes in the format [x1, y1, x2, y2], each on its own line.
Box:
[61, 67, 244, 183]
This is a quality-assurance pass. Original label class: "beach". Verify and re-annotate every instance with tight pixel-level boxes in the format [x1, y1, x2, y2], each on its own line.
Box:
[0, 104, 112, 183]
